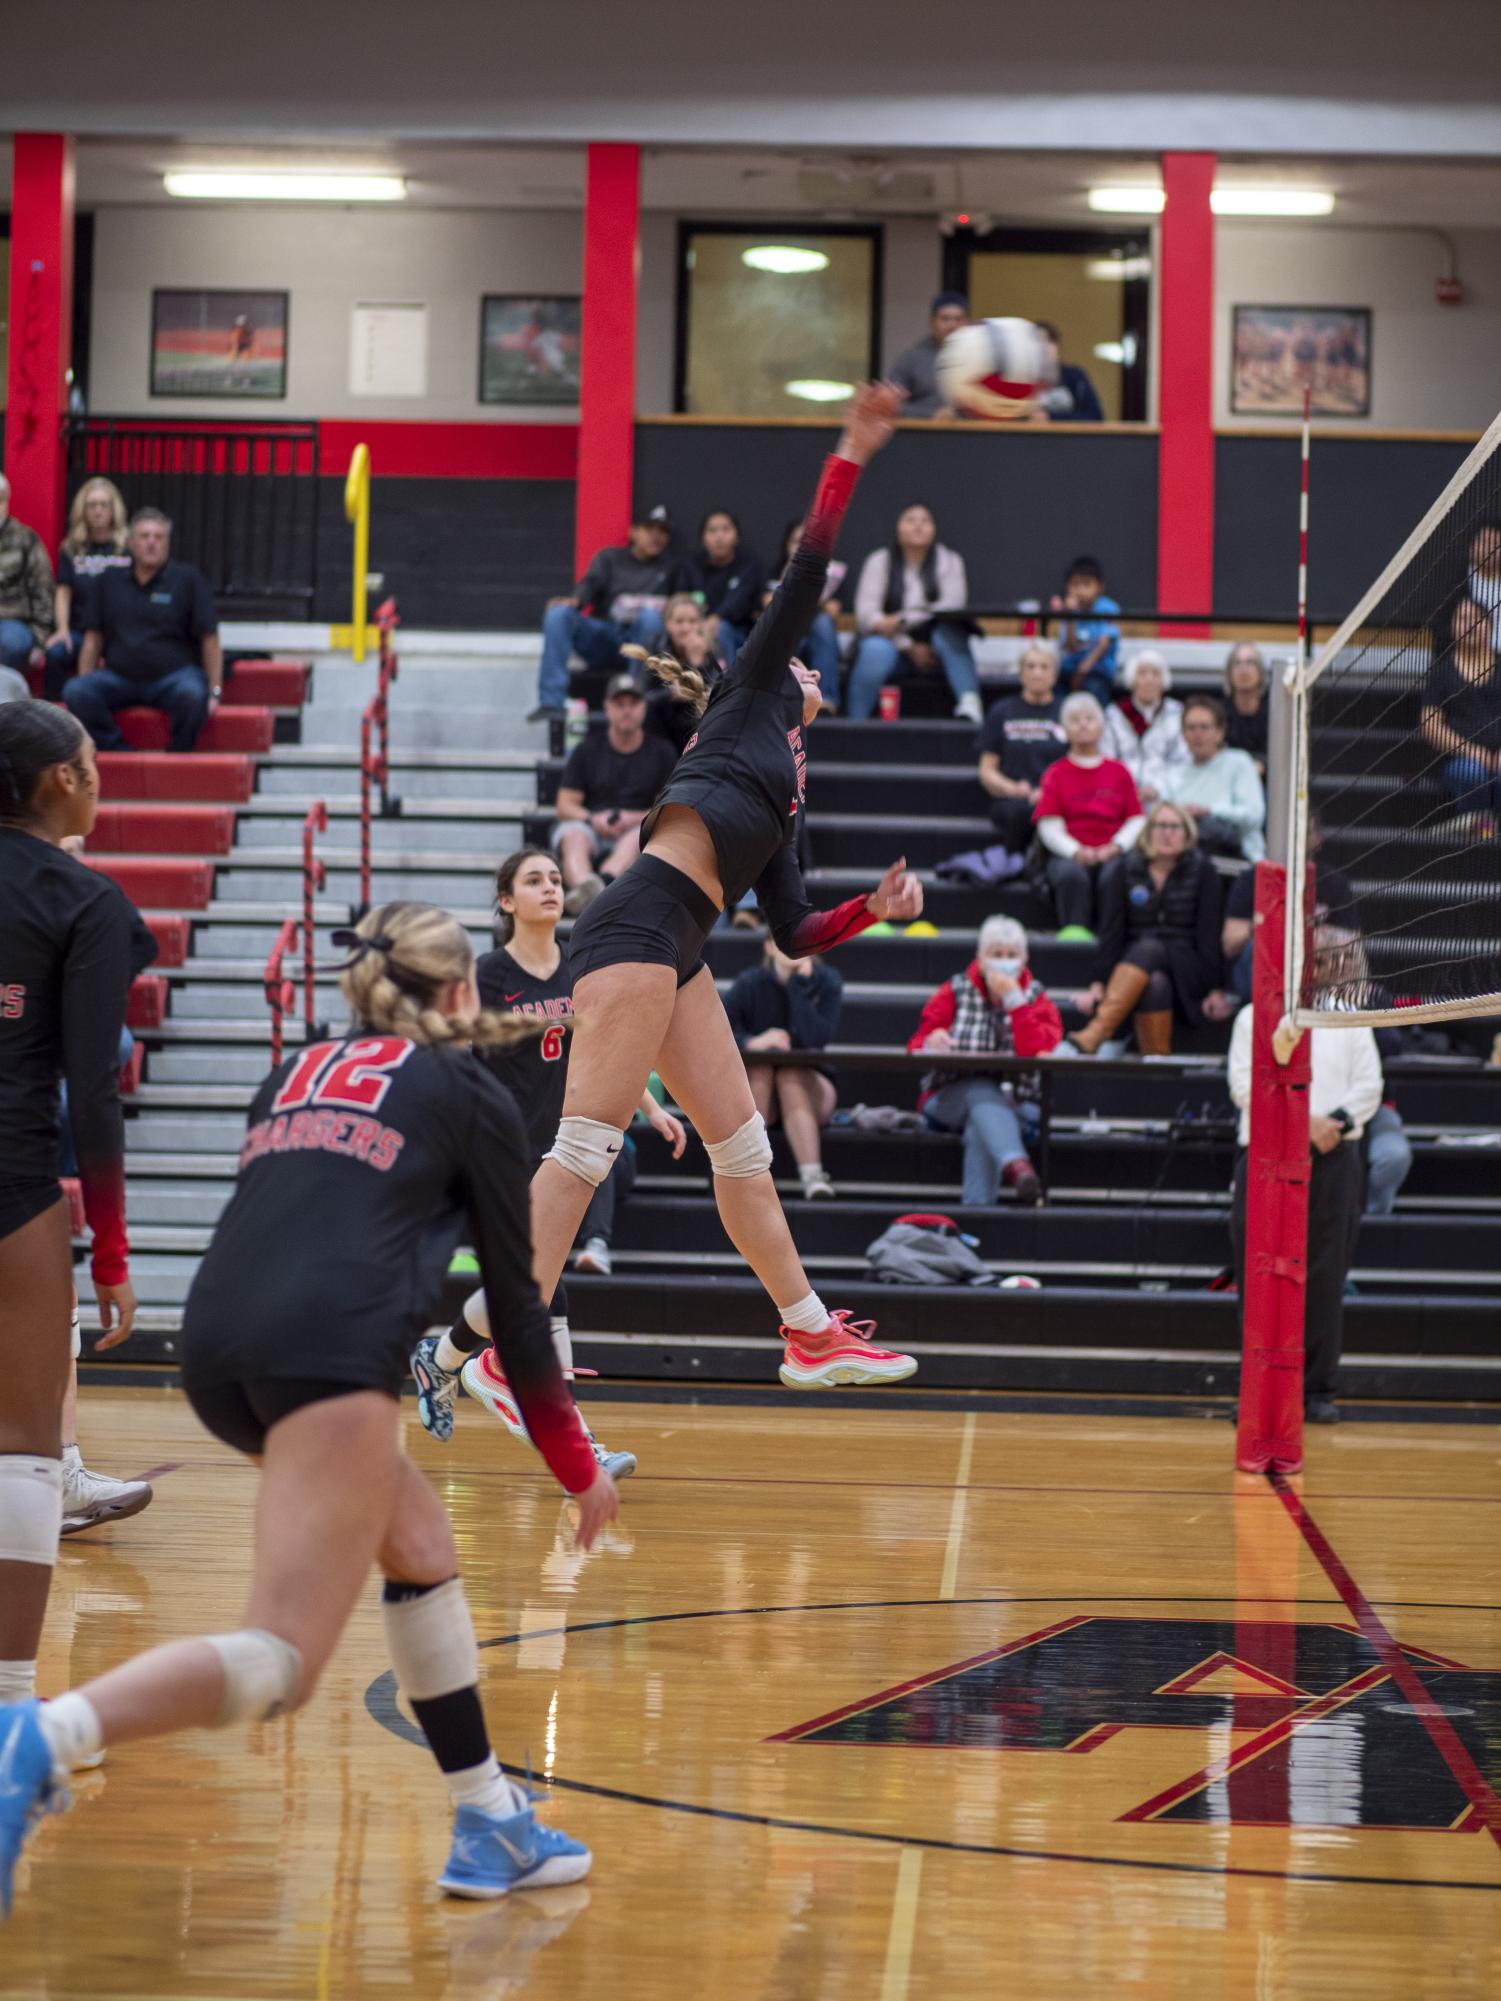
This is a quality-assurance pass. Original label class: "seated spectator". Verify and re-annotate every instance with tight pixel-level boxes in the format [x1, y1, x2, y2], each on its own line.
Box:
[976, 641, 1067, 857]
[552, 671, 677, 913]
[1034, 693, 1145, 940]
[1054, 555, 1121, 703]
[847, 505, 982, 723]
[1034, 321, 1105, 423]
[1223, 641, 1270, 775]
[727, 940, 845, 1199]
[1221, 813, 1358, 1003]
[64, 508, 222, 754]
[630, 594, 725, 754]
[1420, 594, 1501, 831]
[529, 501, 689, 722]
[1070, 803, 1229, 1056]
[692, 510, 765, 664]
[1161, 694, 1266, 858]
[765, 517, 846, 705]
[45, 478, 131, 699]
[888, 292, 969, 419]
[909, 916, 1063, 1205]
[1102, 649, 1187, 800]
[1466, 520, 1501, 651]
[0, 471, 56, 702]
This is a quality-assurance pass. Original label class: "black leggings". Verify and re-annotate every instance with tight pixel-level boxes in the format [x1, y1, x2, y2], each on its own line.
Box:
[1121, 935, 1174, 1013]
[185, 1376, 394, 1456]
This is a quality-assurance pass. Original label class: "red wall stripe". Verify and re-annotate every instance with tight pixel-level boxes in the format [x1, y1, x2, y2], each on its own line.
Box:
[575, 143, 641, 573]
[1157, 152, 1216, 635]
[5, 134, 76, 553]
[318, 419, 576, 481]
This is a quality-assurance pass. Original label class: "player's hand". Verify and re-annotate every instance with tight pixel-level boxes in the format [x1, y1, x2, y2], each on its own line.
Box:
[93, 1278, 137, 1351]
[1309, 1115, 1343, 1156]
[570, 1466, 620, 1551]
[650, 1104, 688, 1157]
[868, 857, 923, 922]
[837, 381, 903, 464]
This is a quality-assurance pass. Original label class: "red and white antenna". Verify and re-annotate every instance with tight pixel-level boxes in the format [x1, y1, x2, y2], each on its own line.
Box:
[1297, 386, 1311, 671]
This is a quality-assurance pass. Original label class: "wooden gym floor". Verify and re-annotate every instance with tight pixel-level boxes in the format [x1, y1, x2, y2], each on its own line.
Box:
[9, 1382, 1500, 2000]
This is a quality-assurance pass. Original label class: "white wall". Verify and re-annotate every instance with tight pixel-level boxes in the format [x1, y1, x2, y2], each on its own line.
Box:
[1214, 224, 1501, 429]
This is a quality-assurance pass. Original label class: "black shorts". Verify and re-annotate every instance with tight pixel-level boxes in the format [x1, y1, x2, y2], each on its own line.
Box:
[566, 853, 717, 989]
[184, 1375, 396, 1456]
[0, 1178, 66, 1245]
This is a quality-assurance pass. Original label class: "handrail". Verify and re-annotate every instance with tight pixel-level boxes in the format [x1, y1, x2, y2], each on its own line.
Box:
[302, 801, 327, 1030]
[356, 601, 401, 914]
[344, 442, 372, 662]
[262, 918, 300, 1069]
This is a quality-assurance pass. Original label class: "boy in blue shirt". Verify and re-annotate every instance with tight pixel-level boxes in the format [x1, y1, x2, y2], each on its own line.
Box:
[1056, 556, 1120, 704]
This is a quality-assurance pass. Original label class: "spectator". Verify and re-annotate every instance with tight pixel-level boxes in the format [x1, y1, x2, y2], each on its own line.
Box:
[529, 501, 689, 722]
[1034, 693, 1145, 940]
[1221, 815, 1357, 1003]
[727, 939, 844, 1199]
[847, 504, 982, 723]
[1466, 520, 1501, 650]
[0, 471, 56, 702]
[1070, 802, 1228, 1055]
[1161, 694, 1266, 859]
[1034, 321, 1105, 423]
[1420, 594, 1501, 831]
[1228, 966, 1383, 1421]
[692, 510, 765, 664]
[888, 292, 969, 419]
[909, 915, 1063, 1206]
[1102, 649, 1187, 801]
[631, 595, 725, 754]
[552, 671, 677, 914]
[64, 508, 222, 754]
[45, 479, 131, 700]
[1054, 555, 1121, 703]
[1223, 641, 1270, 775]
[765, 517, 846, 705]
[976, 640, 1067, 857]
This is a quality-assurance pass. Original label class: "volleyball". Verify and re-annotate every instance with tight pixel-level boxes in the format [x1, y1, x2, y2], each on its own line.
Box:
[936, 317, 1057, 419]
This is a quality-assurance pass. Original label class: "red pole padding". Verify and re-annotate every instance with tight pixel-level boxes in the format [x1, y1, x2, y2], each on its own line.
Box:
[1235, 861, 1312, 1474]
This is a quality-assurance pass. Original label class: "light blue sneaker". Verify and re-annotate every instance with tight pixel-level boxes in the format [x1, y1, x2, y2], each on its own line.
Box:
[438, 1799, 592, 1899]
[411, 1335, 462, 1444]
[0, 1701, 69, 1918]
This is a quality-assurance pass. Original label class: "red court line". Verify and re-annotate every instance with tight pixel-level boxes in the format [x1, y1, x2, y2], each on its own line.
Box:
[130, 1460, 184, 1483]
[1270, 1472, 1501, 1853]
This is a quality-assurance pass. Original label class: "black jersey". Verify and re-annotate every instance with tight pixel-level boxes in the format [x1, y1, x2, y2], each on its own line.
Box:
[475, 944, 574, 1156]
[181, 1034, 595, 1492]
[641, 456, 878, 962]
[0, 827, 133, 1278]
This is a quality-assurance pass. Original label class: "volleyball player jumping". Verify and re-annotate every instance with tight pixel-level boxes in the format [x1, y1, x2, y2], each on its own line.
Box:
[0, 703, 137, 1742]
[450, 382, 923, 1425]
[0, 903, 616, 1913]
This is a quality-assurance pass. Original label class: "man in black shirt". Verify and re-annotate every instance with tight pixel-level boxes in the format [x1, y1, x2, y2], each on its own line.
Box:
[64, 509, 222, 754]
[554, 672, 677, 913]
[975, 642, 1067, 855]
[888, 293, 969, 420]
[529, 502, 690, 722]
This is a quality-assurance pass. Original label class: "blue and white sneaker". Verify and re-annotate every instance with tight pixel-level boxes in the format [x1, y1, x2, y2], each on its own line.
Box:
[0, 1701, 69, 1918]
[411, 1336, 462, 1444]
[438, 1800, 592, 1899]
[589, 1435, 637, 1482]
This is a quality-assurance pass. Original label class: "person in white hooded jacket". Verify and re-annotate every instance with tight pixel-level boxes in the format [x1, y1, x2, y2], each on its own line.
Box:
[1102, 649, 1187, 803]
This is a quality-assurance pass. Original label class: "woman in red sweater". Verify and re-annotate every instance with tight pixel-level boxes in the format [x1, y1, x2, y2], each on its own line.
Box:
[1033, 693, 1144, 939]
[908, 916, 1063, 1205]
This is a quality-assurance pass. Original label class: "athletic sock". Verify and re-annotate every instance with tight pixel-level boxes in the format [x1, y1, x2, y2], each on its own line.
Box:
[37, 1690, 102, 1769]
[778, 1290, 831, 1336]
[442, 1746, 530, 1819]
[550, 1317, 574, 1375]
[61, 1444, 83, 1473]
[433, 1326, 471, 1373]
[0, 1660, 37, 1703]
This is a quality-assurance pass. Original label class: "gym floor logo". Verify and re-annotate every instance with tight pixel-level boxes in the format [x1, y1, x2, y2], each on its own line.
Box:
[768, 1615, 1501, 1833]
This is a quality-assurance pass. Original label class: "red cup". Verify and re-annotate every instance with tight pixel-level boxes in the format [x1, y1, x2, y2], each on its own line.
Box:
[878, 686, 901, 721]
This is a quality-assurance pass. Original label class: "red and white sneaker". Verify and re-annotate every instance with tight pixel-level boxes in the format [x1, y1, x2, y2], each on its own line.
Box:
[459, 1349, 531, 1445]
[778, 1310, 918, 1389]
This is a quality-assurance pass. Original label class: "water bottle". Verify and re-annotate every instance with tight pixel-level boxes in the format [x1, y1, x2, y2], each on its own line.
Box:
[565, 697, 588, 751]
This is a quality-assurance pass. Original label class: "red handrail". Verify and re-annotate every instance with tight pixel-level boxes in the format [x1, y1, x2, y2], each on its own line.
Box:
[302, 801, 327, 1029]
[262, 918, 300, 1068]
[357, 598, 401, 912]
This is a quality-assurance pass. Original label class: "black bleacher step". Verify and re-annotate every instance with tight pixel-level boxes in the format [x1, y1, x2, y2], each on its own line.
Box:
[537, 755, 991, 818]
[699, 928, 1100, 987]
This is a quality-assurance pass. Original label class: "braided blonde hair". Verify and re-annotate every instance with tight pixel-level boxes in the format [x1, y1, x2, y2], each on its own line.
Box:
[621, 632, 713, 717]
[337, 902, 541, 1050]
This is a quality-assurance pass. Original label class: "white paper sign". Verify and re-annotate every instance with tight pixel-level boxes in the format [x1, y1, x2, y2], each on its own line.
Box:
[348, 301, 429, 397]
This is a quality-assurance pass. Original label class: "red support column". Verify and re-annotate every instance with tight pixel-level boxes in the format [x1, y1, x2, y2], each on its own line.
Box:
[575, 143, 640, 578]
[5, 134, 75, 551]
[1156, 151, 1215, 637]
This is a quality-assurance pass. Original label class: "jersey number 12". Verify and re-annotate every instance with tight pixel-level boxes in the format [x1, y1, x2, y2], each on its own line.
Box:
[271, 1036, 414, 1114]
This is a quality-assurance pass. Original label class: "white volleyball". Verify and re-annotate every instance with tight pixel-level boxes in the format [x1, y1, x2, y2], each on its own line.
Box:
[936, 318, 1057, 419]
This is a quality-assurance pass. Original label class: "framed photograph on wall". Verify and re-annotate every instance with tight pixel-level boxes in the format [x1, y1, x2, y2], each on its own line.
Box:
[479, 295, 581, 405]
[1230, 305, 1371, 418]
[150, 289, 289, 399]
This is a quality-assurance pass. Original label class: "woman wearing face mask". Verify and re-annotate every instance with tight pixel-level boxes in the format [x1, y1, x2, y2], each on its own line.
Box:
[846, 504, 982, 723]
[908, 916, 1062, 1205]
[1222, 641, 1269, 776]
[691, 511, 765, 666]
[1102, 649, 1187, 802]
[1070, 802, 1228, 1056]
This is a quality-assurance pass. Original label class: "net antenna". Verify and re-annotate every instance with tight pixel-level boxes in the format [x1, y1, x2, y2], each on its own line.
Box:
[1288, 406, 1501, 1028]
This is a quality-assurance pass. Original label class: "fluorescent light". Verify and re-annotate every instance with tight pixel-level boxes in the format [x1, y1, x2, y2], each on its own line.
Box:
[1088, 187, 1165, 214]
[164, 171, 406, 202]
[1086, 257, 1152, 281]
[1211, 187, 1335, 216]
[741, 245, 829, 275]
[785, 379, 854, 403]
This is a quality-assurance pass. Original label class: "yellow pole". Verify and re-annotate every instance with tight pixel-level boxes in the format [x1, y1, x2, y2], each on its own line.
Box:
[344, 443, 371, 662]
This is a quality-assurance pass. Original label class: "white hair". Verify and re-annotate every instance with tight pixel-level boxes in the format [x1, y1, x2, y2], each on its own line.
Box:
[1122, 648, 1171, 694]
[0, 473, 10, 499]
[978, 915, 1028, 959]
[1060, 692, 1105, 731]
[1017, 640, 1059, 672]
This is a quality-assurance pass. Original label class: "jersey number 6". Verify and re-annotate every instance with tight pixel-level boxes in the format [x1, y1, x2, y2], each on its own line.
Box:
[271, 1036, 414, 1114]
[540, 1023, 566, 1063]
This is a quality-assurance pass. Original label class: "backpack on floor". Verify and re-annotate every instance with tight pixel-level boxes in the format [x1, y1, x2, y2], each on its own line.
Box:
[865, 1212, 997, 1287]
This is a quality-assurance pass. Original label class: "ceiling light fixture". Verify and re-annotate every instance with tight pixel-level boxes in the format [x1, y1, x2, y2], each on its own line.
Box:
[164, 171, 407, 202]
[742, 245, 829, 275]
[784, 379, 855, 403]
[1088, 187, 1166, 214]
[1210, 187, 1336, 216]
[1086, 257, 1153, 281]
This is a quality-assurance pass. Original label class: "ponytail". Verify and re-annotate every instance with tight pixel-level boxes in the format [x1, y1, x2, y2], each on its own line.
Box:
[0, 700, 88, 822]
[621, 643, 712, 718]
[334, 901, 541, 1051]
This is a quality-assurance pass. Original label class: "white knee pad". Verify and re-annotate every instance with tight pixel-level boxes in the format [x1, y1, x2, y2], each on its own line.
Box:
[462, 1287, 490, 1341]
[382, 1577, 479, 1702]
[0, 1456, 63, 1566]
[705, 1112, 773, 1179]
[204, 1628, 303, 1724]
[546, 1115, 627, 1188]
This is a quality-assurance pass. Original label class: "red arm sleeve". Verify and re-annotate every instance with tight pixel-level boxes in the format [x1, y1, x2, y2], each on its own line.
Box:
[753, 845, 880, 960]
[1009, 983, 1064, 1057]
[731, 456, 860, 696]
[908, 981, 957, 1053]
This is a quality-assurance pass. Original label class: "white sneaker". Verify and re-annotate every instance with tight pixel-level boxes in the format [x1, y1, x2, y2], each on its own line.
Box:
[573, 1236, 612, 1275]
[953, 691, 984, 725]
[59, 1463, 154, 1537]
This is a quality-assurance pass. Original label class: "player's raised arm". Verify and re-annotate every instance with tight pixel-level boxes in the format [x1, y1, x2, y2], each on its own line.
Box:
[753, 846, 924, 960]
